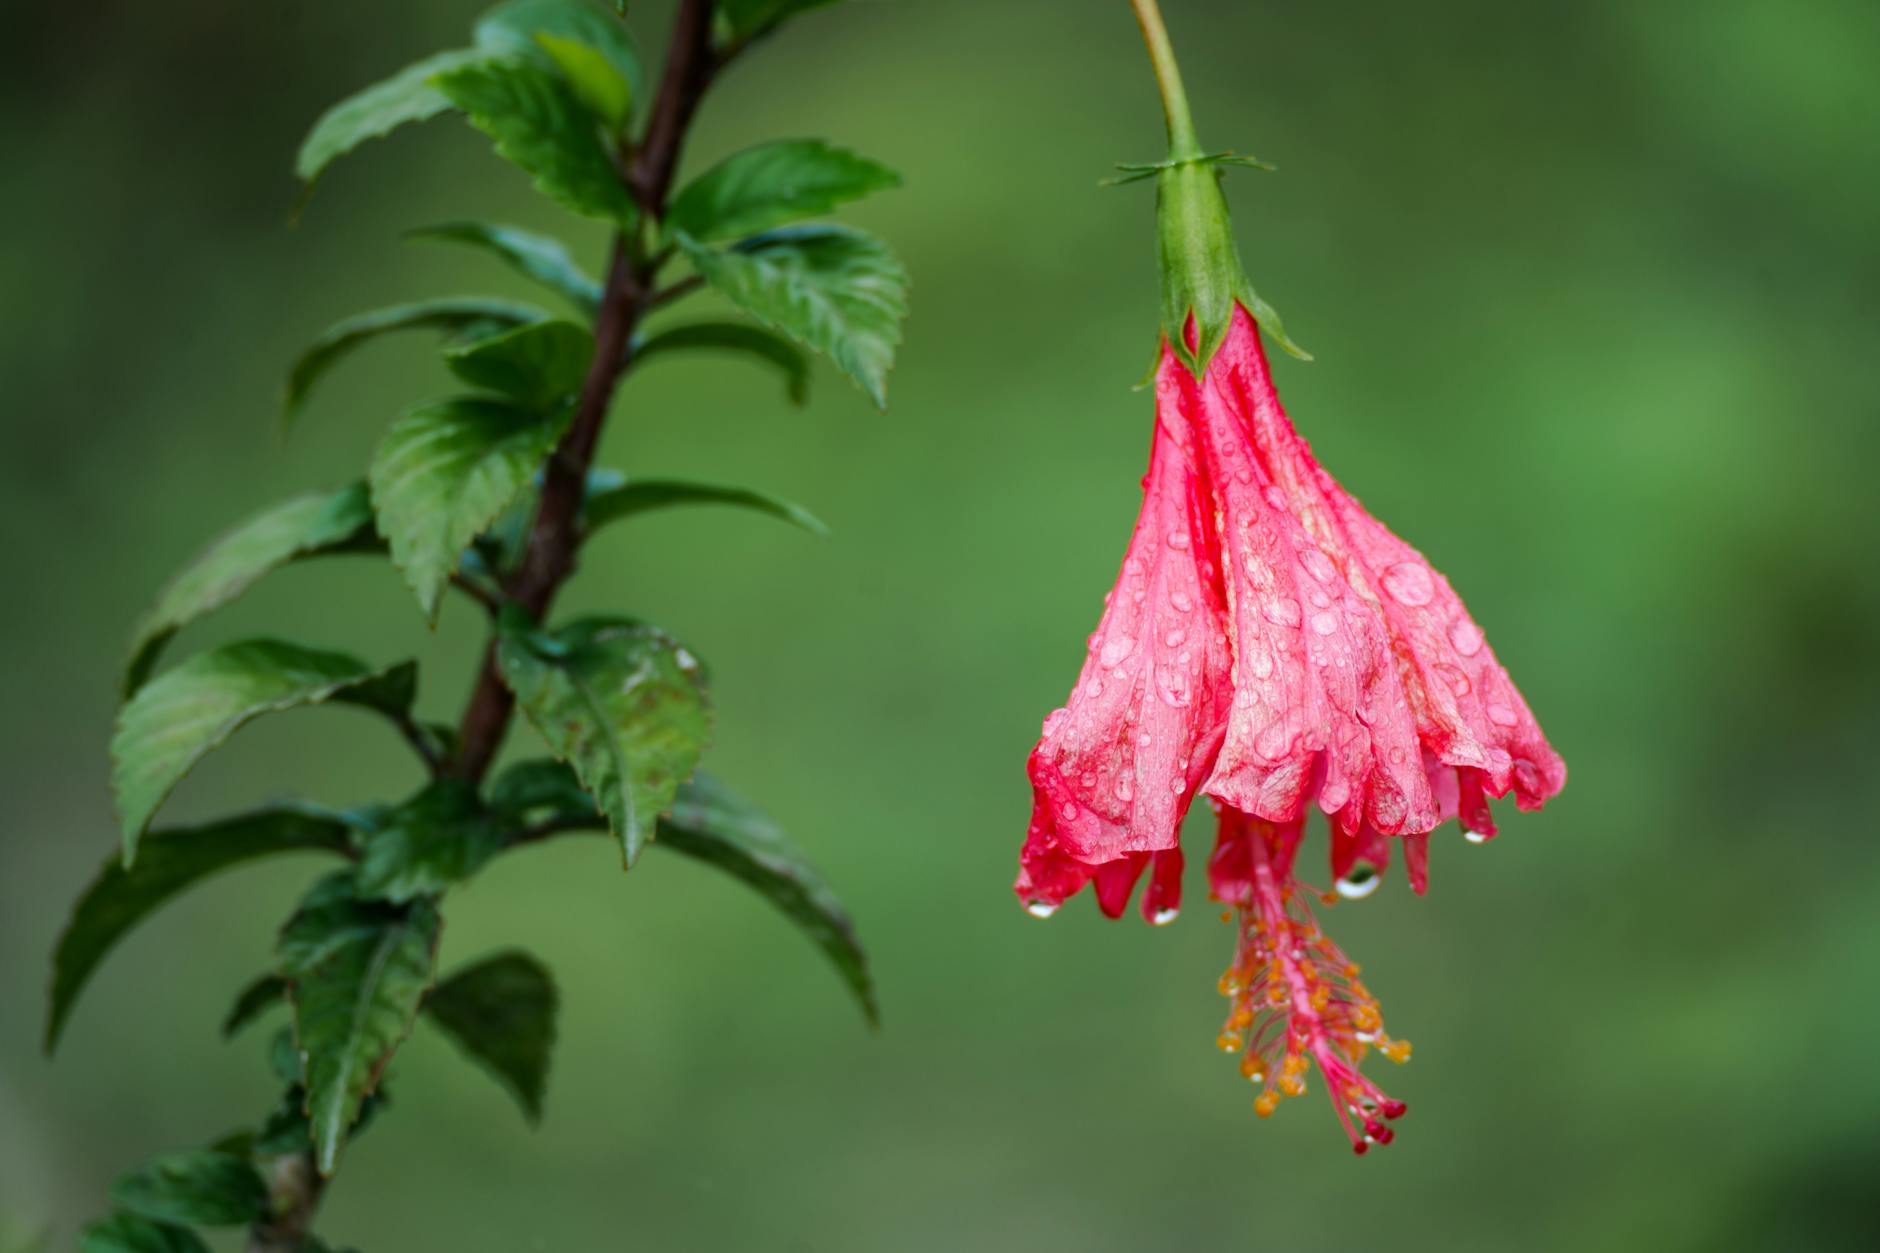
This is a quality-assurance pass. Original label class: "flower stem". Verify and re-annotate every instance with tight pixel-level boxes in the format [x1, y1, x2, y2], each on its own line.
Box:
[1129, 0, 1203, 160]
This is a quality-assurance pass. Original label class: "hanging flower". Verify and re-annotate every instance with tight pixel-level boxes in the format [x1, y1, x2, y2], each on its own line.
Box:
[1015, 0, 1565, 1154]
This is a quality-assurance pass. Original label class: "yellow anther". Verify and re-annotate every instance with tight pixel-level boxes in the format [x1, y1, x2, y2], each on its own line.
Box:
[1216, 1031, 1244, 1053]
[1254, 1091, 1279, 1119]
[1266, 984, 1289, 1007]
[1381, 1037, 1412, 1064]
[1309, 985, 1331, 1012]
[1343, 963, 1361, 978]
[1280, 1075, 1306, 1097]
[1238, 1055, 1264, 1082]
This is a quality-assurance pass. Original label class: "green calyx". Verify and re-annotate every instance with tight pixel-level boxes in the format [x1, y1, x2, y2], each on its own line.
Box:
[1126, 0, 1309, 378]
[1153, 157, 1309, 377]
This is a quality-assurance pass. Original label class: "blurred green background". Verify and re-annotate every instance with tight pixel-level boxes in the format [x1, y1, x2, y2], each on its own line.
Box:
[5, 0, 1879, 1249]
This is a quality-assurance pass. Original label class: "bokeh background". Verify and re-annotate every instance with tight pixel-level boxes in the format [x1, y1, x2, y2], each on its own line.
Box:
[5, 0, 1879, 1249]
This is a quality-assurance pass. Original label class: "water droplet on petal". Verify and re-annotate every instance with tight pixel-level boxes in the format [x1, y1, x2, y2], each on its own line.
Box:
[1301, 549, 1337, 583]
[1170, 589, 1194, 612]
[1167, 531, 1191, 551]
[1059, 802, 1079, 822]
[1513, 759, 1544, 794]
[1449, 619, 1485, 657]
[1025, 901, 1060, 918]
[1247, 647, 1275, 679]
[1310, 610, 1339, 636]
[1164, 628, 1187, 648]
[1381, 561, 1435, 607]
[1151, 907, 1180, 926]
[1255, 721, 1293, 761]
[1264, 599, 1302, 628]
[1487, 702, 1519, 727]
[1463, 830, 1490, 845]
[1263, 486, 1289, 510]
[1335, 868, 1381, 899]
[1433, 663, 1471, 697]
[1099, 637, 1133, 668]
[1114, 775, 1135, 802]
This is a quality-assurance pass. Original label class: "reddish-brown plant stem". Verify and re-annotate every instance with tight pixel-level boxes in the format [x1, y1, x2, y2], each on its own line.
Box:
[249, 5, 723, 1248]
[452, 0, 718, 782]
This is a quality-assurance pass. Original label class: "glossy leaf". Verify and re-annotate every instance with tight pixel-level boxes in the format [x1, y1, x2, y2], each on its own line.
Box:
[423, 950, 558, 1123]
[123, 483, 377, 696]
[280, 873, 440, 1176]
[406, 222, 602, 316]
[433, 59, 637, 227]
[443, 319, 594, 407]
[634, 321, 808, 404]
[369, 397, 571, 623]
[678, 225, 907, 409]
[488, 756, 595, 821]
[79, 1213, 211, 1253]
[356, 780, 507, 903]
[534, 33, 632, 133]
[583, 474, 827, 540]
[717, 0, 843, 43]
[296, 48, 484, 192]
[110, 1151, 267, 1228]
[110, 643, 415, 860]
[662, 773, 877, 1024]
[285, 298, 545, 424]
[497, 618, 712, 866]
[222, 974, 289, 1038]
[46, 809, 349, 1052]
[668, 140, 897, 245]
[474, 0, 642, 117]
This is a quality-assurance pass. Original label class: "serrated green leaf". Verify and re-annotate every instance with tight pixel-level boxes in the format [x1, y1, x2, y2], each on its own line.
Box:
[583, 474, 827, 539]
[406, 222, 602, 316]
[534, 33, 632, 133]
[45, 810, 347, 1052]
[634, 321, 809, 403]
[110, 644, 416, 861]
[369, 397, 570, 623]
[661, 773, 876, 1024]
[677, 225, 906, 409]
[280, 873, 439, 1176]
[434, 59, 636, 227]
[717, 0, 843, 43]
[268, 1026, 302, 1087]
[474, 0, 642, 118]
[110, 1152, 268, 1228]
[667, 140, 899, 244]
[79, 1213, 210, 1253]
[356, 780, 507, 903]
[443, 319, 594, 407]
[296, 48, 484, 193]
[124, 483, 377, 696]
[423, 950, 558, 1123]
[222, 974, 289, 1038]
[285, 298, 546, 425]
[497, 618, 712, 866]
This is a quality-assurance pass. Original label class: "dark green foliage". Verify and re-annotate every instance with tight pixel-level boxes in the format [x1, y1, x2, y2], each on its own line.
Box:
[280, 874, 440, 1175]
[717, 0, 845, 44]
[634, 321, 810, 403]
[677, 225, 908, 409]
[64, 0, 894, 1240]
[109, 1151, 268, 1228]
[498, 618, 713, 866]
[78, 1213, 211, 1253]
[406, 222, 603, 316]
[667, 139, 899, 243]
[661, 774, 877, 1024]
[356, 781, 508, 903]
[47, 810, 350, 1051]
[284, 298, 546, 424]
[423, 950, 559, 1122]
[582, 472, 827, 539]
[222, 974, 289, 1038]
[110, 644, 415, 860]
[123, 483, 378, 696]
[443, 319, 595, 406]
[435, 60, 639, 227]
[369, 397, 572, 622]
